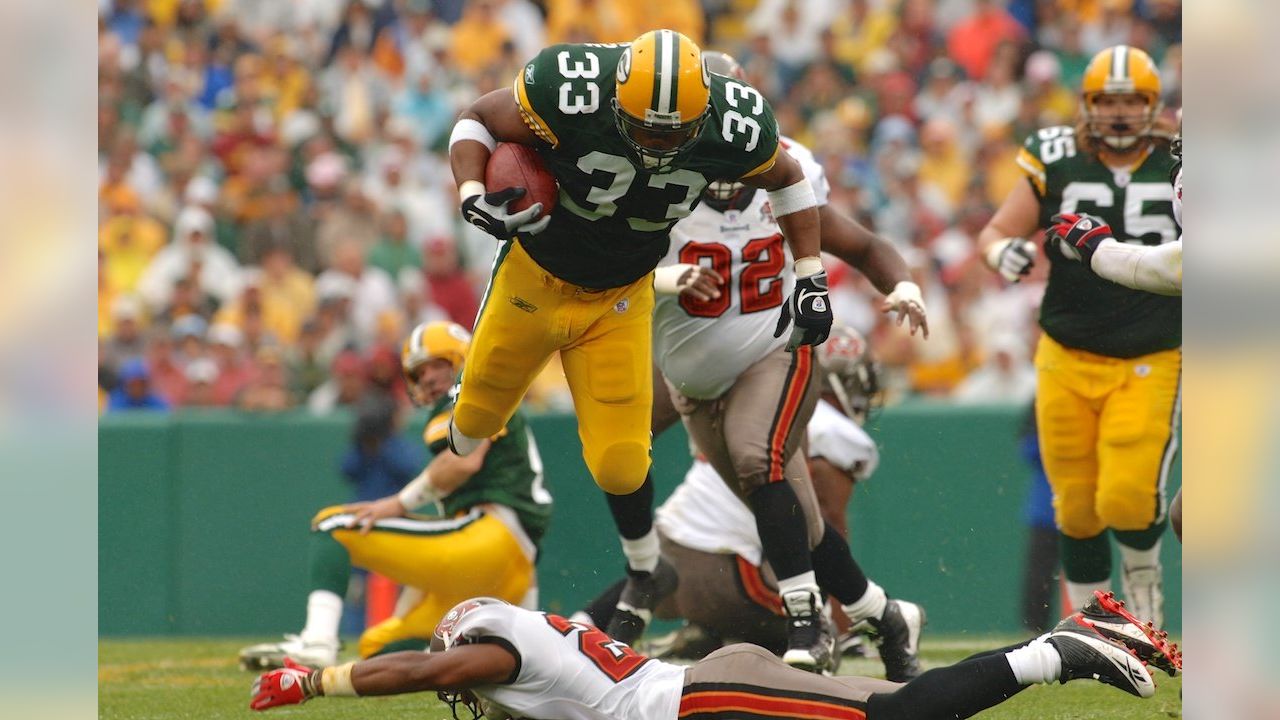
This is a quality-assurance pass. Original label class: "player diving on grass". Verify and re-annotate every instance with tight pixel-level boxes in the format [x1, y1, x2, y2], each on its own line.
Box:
[577, 325, 925, 680]
[444, 30, 834, 651]
[239, 322, 551, 669]
[248, 592, 1180, 719]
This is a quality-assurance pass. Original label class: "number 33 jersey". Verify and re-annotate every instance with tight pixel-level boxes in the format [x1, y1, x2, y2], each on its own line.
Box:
[451, 602, 687, 720]
[514, 42, 780, 289]
[653, 138, 830, 400]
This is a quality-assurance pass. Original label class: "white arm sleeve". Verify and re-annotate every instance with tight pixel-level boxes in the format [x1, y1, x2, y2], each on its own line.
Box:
[1089, 239, 1182, 296]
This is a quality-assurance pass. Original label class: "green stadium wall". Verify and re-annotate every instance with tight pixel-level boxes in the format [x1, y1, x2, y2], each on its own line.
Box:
[99, 404, 1181, 636]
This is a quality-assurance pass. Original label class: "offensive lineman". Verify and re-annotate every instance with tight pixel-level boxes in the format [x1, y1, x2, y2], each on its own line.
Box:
[978, 45, 1180, 625]
[248, 594, 1180, 719]
[445, 30, 834, 644]
[578, 327, 923, 681]
[239, 322, 551, 668]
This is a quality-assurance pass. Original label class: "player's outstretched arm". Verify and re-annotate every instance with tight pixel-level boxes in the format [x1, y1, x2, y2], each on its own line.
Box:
[743, 151, 832, 349]
[819, 206, 928, 337]
[250, 645, 517, 710]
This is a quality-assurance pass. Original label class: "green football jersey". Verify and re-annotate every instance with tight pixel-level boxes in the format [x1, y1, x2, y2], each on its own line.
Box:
[423, 392, 552, 545]
[1017, 126, 1180, 357]
[514, 42, 780, 289]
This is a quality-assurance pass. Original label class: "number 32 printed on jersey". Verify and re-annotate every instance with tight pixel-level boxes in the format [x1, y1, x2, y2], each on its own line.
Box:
[678, 233, 786, 318]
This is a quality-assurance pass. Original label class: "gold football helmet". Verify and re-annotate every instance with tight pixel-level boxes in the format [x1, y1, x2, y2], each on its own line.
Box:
[401, 321, 471, 406]
[1080, 45, 1163, 151]
[614, 29, 711, 172]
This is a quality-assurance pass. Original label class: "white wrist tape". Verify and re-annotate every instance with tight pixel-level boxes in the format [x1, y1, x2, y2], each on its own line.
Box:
[653, 263, 699, 294]
[794, 256, 824, 278]
[458, 180, 486, 202]
[984, 238, 1015, 270]
[888, 280, 923, 305]
[321, 662, 358, 697]
[449, 118, 498, 153]
[767, 178, 817, 217]
[397, 469, 441, 510]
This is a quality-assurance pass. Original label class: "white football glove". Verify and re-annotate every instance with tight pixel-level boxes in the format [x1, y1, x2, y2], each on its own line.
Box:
[881, 280, 928, 338]
[985, 237, 1037, 282]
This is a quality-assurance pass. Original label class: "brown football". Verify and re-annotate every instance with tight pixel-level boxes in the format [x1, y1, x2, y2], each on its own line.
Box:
[484, 143, 558, 217]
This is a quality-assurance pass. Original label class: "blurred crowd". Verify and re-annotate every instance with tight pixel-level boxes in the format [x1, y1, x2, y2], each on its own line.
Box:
[97, 0, 1181, 414]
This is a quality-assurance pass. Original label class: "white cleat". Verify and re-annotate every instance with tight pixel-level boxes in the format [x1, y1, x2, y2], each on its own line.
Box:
[238, 634, 338, 671]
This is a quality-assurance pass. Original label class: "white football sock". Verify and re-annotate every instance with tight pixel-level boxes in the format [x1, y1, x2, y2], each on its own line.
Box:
[300, 590, 343, 644]
[776, 571, 820, 599]
[1064, 579, 1110, 612]
[1117, 540, 1162, 572]
[447, 419, 485, 456]
[621, 530, 660, 573]
[841, 580, 888, 623]
[1006, 641, 1063, 685]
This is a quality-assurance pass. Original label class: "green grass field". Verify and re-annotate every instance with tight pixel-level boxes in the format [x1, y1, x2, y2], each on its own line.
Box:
[100, 637, 1182, 719]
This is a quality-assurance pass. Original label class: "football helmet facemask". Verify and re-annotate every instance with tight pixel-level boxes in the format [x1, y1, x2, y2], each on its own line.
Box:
[614, 29, 711, 173]
[401, 321, 471, 407]
[816, 326, 881, 426]
[1080, 45, 1163, 152]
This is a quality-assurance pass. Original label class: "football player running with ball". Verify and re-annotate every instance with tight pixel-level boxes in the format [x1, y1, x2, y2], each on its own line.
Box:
[979, 45, 1180, 627]
[446, 30, 833, 645]
[249, 593, 1180, 719]
[239, 322, 551, 669]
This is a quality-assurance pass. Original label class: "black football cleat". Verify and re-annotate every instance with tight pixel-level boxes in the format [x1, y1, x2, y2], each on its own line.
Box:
[864, 600, 925, 682]
[1046, 619, 1155, 698]
[605, 558, 678, 646]
[781, 590, 834, 674]
[1066, 590, 1181, 676]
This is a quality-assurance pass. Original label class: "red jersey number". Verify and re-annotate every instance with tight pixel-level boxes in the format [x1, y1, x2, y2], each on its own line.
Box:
[675, 234, 787, 318]
[544, 613, 650, 682]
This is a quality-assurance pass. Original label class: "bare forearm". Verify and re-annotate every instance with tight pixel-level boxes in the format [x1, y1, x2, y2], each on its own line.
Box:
[349, 653, 448, 696]
[777, 206, 821, 259]
[819, 207, 909, 295]
[428, 440, 491, 494]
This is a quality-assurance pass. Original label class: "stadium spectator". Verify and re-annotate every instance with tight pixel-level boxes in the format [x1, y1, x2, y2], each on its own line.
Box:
[237, 346, 297, 411]
[208, 323, 254, 406]
[308, 350, 368, 415]
[106, 357, 170, 412]
[99, 190, 167, 295]
[340, 393, 425, 503]
[182, 357, 222, 408]
[317, 239, 398, 347]
[946, 0, 1028, 81]
[138, 205, 242, 310]
[952, 333, 1037, 404]
[101, 295, 149, 375]
[422, 236, 479, 330]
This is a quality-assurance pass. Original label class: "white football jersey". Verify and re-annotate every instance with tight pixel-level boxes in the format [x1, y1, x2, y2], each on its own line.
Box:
[808, 399, 879, 481]
[656, 400, 876, 566]
[451, 603, 686, 720]
[1172, 167, 1182, 230]
[654, 137, 831, 399]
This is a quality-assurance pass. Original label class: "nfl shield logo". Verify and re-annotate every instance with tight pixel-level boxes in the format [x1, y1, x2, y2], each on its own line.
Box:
[615, 298, 630, 313]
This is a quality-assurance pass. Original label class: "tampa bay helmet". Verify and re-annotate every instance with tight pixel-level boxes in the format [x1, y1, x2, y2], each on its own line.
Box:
[401, 321, 471, 406]
[614, 29, 711, 172]
[815, 326, 881, 425]
[1080, 45, 1163, 152]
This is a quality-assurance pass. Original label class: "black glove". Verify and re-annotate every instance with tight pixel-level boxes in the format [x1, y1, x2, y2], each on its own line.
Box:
[461, 187, 550, 241]
[1048, 212, 1115, 264]
[774, 270, 833, 351]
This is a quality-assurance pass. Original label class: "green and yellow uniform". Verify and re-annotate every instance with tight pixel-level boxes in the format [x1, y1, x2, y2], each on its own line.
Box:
[311, 393, 551, 657]
[1016, 126, 1180, 538]
[456, 39, 781, 495]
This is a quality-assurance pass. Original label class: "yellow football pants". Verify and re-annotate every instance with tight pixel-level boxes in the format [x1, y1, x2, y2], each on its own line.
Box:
[311, 505, 534, 657]
[455, 239, 654, 495]
[1034, 334, 1182, 538]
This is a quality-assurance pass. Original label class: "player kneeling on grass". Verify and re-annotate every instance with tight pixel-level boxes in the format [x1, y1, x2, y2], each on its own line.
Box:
[239, 322, 552, 669]
[250, 592, 1179, 719]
